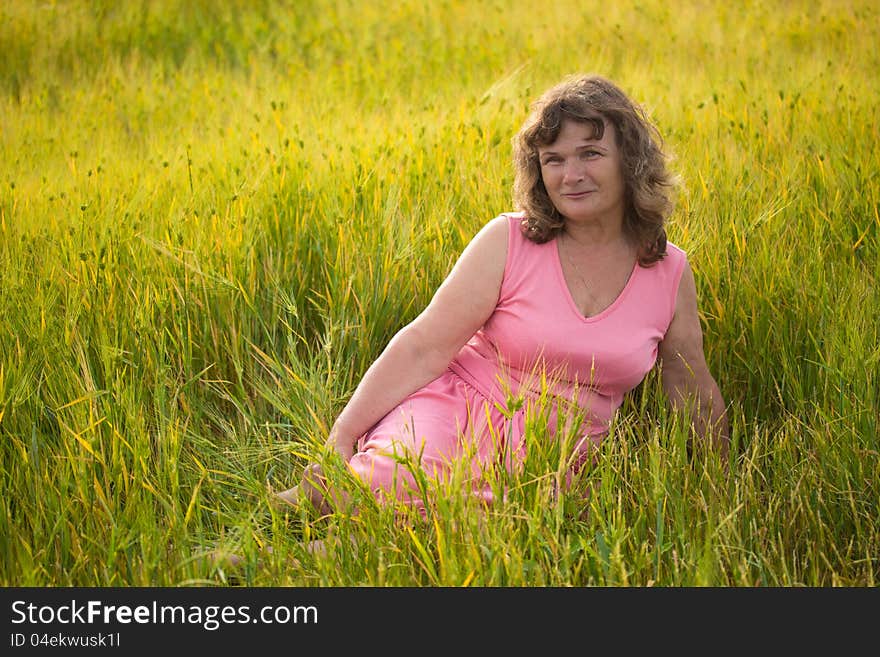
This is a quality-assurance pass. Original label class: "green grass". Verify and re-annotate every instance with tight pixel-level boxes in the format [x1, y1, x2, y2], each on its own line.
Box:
[1, 0, 877, 586]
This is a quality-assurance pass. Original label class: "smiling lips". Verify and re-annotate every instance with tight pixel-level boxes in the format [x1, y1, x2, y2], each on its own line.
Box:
[563, 191, 594, 199]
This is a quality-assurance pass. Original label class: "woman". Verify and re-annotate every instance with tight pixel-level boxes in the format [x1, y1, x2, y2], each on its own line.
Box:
[279, 74, 729, 515]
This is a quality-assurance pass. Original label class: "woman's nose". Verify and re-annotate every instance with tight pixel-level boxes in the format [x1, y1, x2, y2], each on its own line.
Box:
[562, 161, 585, 184]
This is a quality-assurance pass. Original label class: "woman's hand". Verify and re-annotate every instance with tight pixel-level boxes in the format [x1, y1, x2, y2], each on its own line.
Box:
[325, 425, 357, 462]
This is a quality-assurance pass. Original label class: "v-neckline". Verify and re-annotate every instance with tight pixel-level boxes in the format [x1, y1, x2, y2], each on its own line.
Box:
[552, 238, 639, 323]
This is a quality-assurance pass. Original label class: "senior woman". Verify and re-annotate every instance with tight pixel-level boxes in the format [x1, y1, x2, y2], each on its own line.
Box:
[279, 74, 729, 515]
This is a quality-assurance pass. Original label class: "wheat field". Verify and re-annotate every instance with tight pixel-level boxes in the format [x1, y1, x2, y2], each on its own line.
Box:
[0, 0, 877, 586]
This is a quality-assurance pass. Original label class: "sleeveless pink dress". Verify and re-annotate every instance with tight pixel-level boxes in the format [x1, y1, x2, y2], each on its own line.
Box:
[348, 212, 687, 508]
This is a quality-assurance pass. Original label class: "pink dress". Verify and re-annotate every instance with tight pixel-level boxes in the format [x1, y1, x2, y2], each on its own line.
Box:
[348, 212, 687, 509]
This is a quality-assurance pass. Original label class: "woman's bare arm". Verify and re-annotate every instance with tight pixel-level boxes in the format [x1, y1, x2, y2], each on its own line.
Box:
[326, 215, 510, 460]
[658, 261, 729, 461]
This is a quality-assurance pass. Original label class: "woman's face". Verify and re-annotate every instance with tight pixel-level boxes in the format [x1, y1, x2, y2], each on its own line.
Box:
[538, 119, 626, 228]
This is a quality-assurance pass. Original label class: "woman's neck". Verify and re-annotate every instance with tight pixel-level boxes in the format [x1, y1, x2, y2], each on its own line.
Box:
[561, 216, 628, 249]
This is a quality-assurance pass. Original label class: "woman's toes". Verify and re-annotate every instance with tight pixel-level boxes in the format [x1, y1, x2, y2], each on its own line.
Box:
[270, 485, 301, 510]
[208, 550, 244, 568]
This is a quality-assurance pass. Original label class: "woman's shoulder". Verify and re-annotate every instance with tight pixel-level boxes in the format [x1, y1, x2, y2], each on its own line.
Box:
[637, 240, 689, 290]
[662, 241, 688, 273]
[632, 241, 688, 326]
[471, 212, 540, 293]
[665, 240, 687, 259]
[488, 211, 526, 235]
[462, 213, 513, 262]
[492, 211, 548, 259]
[474, 213, 517, 242]
[473, 212, 528, 250]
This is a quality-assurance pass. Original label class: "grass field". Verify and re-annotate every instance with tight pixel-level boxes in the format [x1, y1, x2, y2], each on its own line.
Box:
[1, 0, 877, 586]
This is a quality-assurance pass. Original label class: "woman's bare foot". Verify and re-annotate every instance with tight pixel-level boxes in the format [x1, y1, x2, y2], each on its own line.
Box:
[206, 535, 353, 573]
[271, 463, 341, 515]
[269, 484, 303, 511]
[206, 548, 245, 569]
[268, 462, 330, 512]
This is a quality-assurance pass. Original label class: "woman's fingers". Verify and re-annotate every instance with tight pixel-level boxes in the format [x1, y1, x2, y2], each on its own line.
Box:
[324, 433, 357, 462]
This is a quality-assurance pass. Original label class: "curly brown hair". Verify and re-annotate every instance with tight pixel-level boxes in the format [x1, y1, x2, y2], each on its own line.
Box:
[513, 75, 677, 265]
